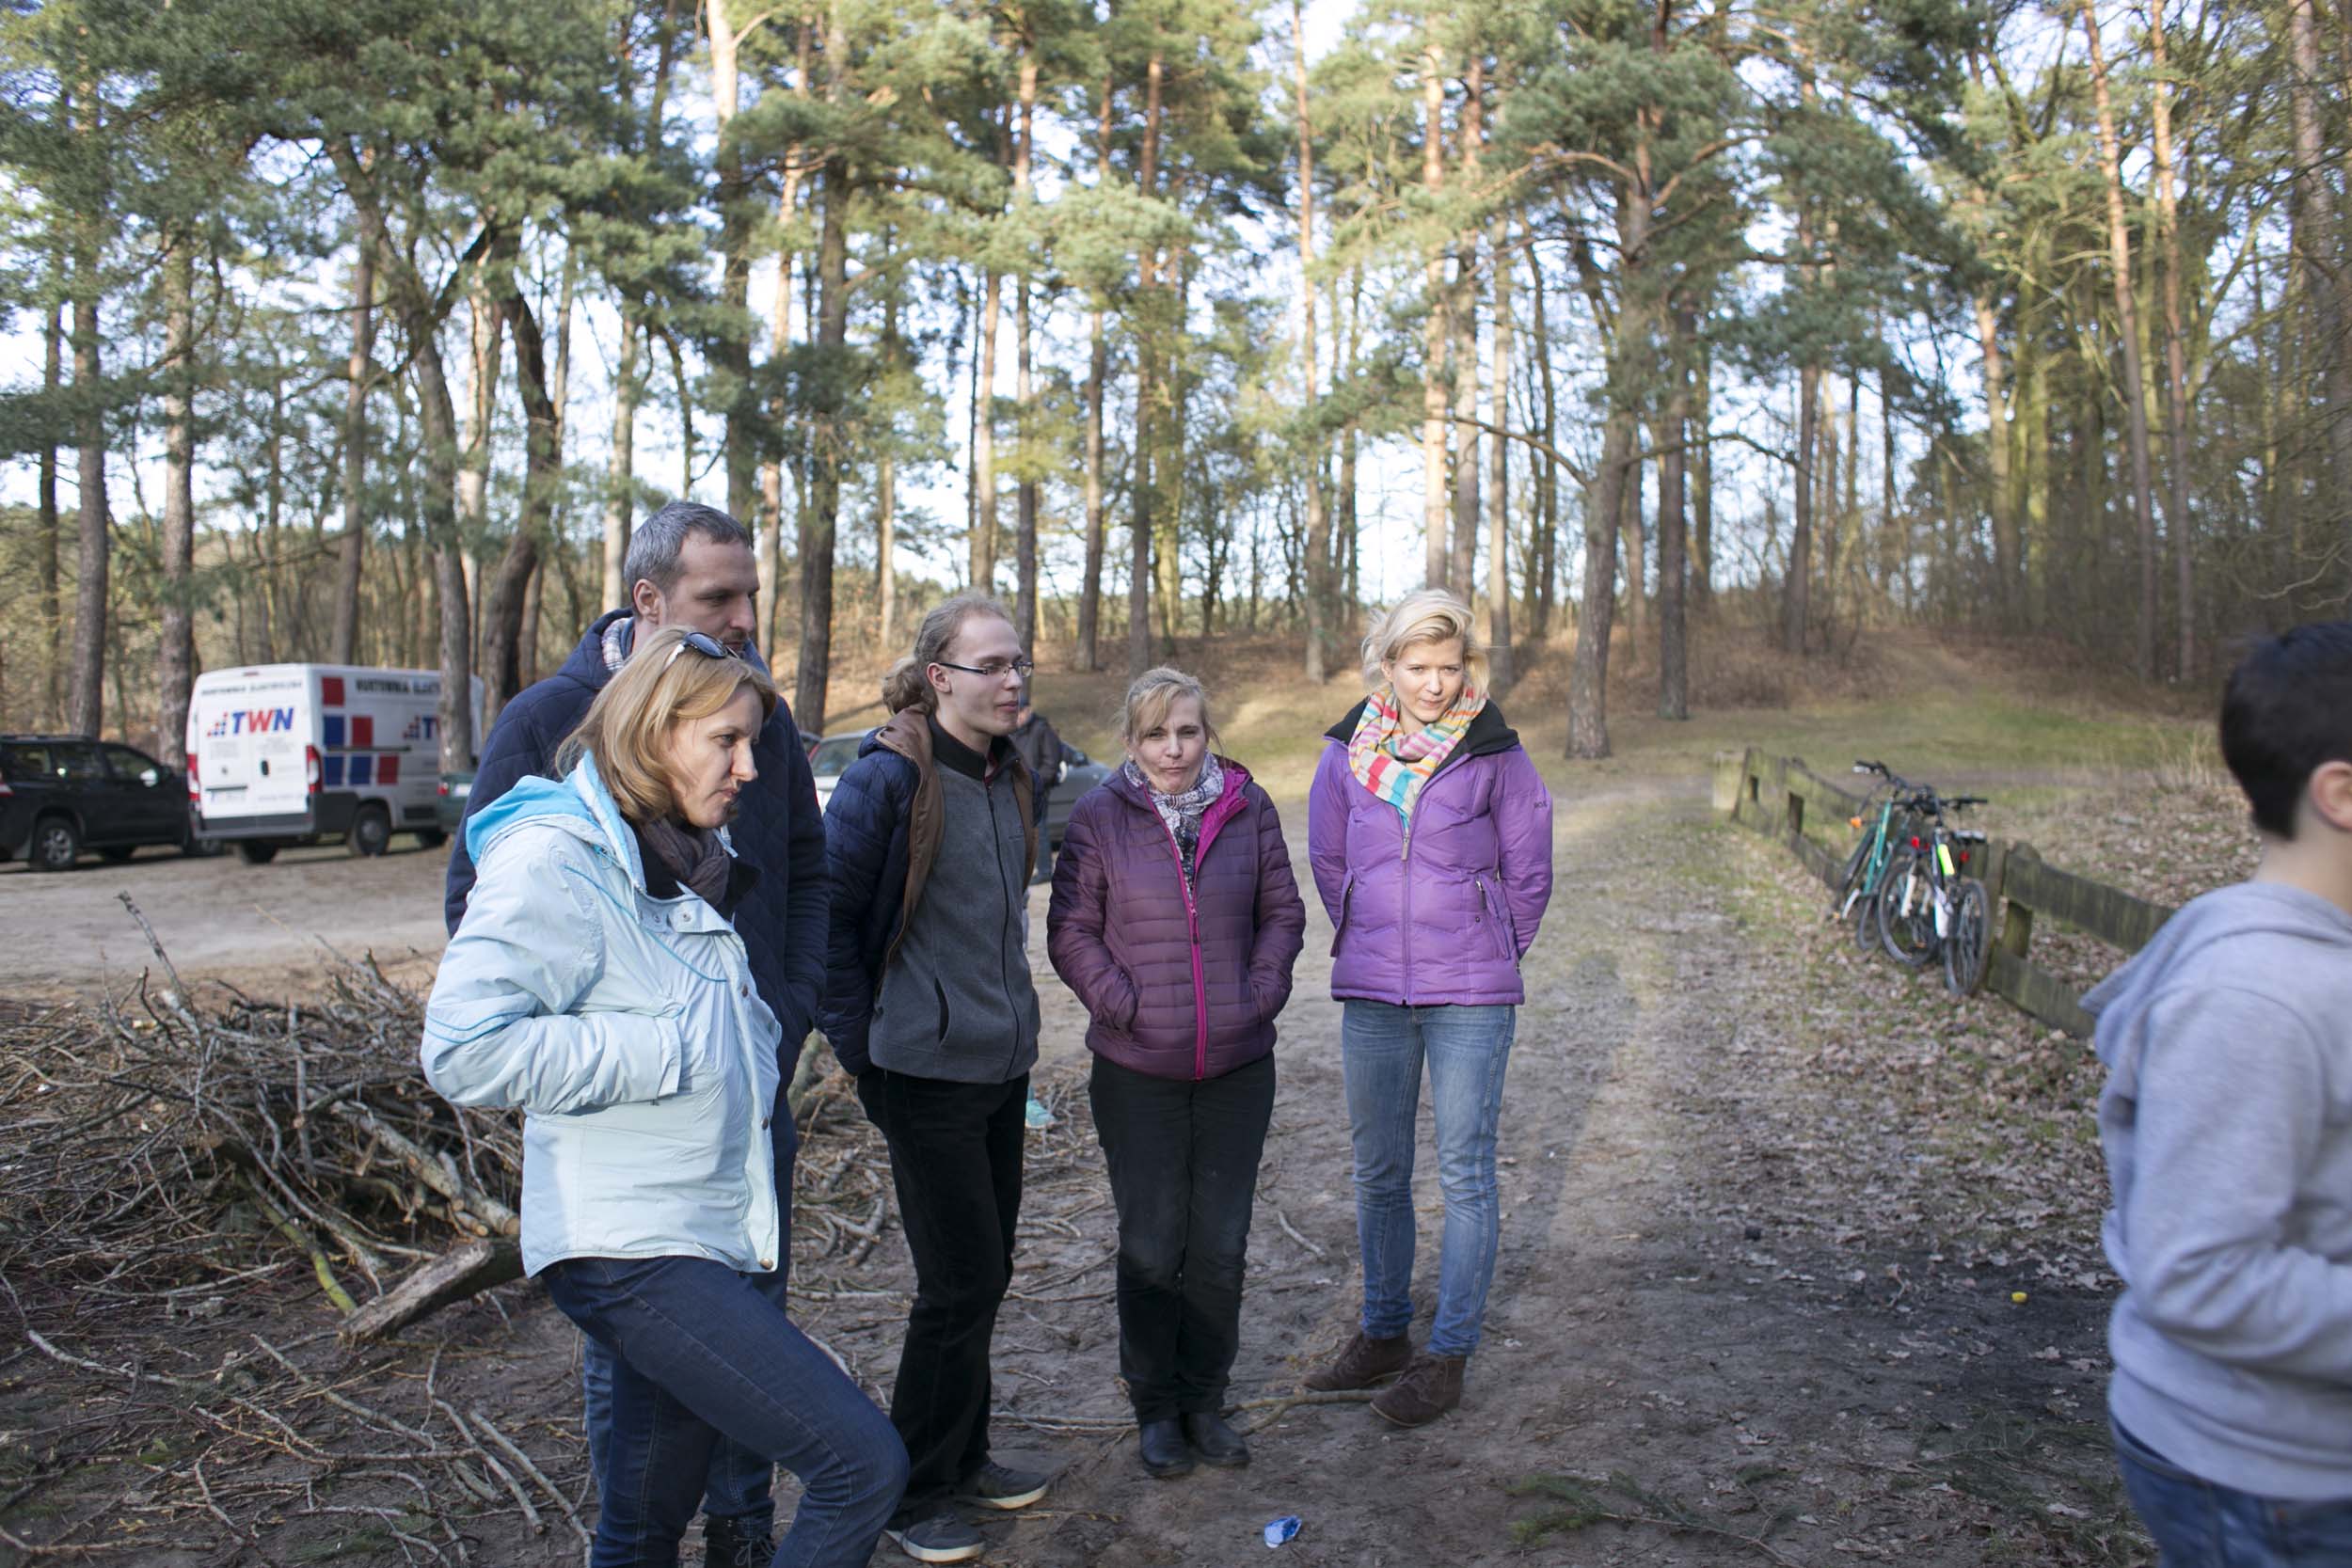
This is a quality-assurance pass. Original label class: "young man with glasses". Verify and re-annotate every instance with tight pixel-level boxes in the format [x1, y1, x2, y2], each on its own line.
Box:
[820, 593, 1053, 1563]
[445, 500, 829, 1568]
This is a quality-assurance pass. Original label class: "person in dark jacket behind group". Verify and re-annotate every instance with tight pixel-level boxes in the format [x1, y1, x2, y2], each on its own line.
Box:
[819, 594, 1053, 1565]
[443, 500, 828, 1568]
[1009, 697, 1069, 884]
[1047, 667, 1306, 1479]
[1303, 589, 1553, 1429]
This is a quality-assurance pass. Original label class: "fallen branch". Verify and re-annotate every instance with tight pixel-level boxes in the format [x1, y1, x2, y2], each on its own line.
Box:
[341, 1238, 523, 1343]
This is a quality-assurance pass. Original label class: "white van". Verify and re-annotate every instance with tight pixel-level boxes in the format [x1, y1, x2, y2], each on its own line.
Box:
[186, 664, 483, 863]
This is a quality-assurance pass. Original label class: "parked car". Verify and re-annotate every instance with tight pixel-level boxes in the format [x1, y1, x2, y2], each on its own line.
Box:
[0, 735, 214, 872]
[807, 728, 1110, 848]
[437, 770, 475, 837]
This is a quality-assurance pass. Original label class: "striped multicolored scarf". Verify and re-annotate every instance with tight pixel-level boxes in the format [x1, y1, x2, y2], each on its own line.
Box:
[1346, 685, 1486, 829]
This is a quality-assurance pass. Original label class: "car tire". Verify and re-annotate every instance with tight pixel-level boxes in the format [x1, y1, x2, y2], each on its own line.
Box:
[236, 840, 280, 865]
[100, 847, 136, 863]
[31, 816, 81, 873]
[415, 828, 449, 850]
[349, 805, 392, 858]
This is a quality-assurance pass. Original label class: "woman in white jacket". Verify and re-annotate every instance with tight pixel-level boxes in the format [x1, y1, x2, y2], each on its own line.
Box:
[423, 627, 906, 1568]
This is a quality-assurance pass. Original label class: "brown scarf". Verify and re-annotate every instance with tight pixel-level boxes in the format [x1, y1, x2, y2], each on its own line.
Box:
[637, 816, 733, 911]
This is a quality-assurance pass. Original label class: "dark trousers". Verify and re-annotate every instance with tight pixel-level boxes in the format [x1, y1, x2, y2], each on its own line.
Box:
[543, 1254, 908, 1568]
[1088, 1052, 1276, 1422]
[855, 1069, 1027, 1517]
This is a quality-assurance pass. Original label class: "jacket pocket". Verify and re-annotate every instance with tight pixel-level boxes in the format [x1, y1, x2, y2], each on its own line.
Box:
[1331, 873, 1357, 956]
[1475, 876, 1518, 965]
[932, 978, 951, 1043]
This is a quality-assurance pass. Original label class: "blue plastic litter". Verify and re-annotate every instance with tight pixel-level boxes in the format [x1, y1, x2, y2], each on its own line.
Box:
[1263, 1515, 1302, 1548]
[1024, 1096, 1056, 1131]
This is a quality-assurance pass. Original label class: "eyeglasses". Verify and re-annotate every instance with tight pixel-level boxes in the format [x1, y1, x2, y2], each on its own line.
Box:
[663, 629, 740, 668]
[932, 657, 1035, 682]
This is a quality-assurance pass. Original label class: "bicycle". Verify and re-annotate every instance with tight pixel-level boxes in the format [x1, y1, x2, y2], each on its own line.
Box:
[1828, 761, 1920, 950]
[1874, 789, 1993, 994]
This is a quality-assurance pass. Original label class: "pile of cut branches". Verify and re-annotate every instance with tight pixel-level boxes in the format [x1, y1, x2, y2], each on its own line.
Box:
[0, 921, 888, 1562]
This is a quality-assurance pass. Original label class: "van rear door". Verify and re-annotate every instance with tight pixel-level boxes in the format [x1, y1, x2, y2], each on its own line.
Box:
[193, 669, 310, 825]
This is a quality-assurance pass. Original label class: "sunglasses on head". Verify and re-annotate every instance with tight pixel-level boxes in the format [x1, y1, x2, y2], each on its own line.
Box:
[663, 629, 740, 668]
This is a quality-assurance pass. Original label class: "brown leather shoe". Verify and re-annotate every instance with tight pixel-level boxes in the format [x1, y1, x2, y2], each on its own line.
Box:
[1370, 1353, 1465, 1426]
[1302, 1330, 1412, 1392]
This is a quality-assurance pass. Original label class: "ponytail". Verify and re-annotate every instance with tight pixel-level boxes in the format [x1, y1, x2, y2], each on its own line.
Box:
[882, 592, 1015, 716]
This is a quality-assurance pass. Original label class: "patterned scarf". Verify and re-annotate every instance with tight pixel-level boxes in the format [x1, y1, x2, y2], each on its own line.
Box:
[1346, 685, 1486, 829]
[1124, 753, 1225, 890]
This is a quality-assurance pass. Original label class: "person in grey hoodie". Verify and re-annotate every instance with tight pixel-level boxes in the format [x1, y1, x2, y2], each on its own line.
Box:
[2085, 620, 2352, 1565]
[819, 594, 1051, 1565]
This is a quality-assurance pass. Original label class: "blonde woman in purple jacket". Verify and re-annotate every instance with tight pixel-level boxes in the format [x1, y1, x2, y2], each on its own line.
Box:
[1048, 668, 1306, 1480]
[1302, 590, 1554, 1427]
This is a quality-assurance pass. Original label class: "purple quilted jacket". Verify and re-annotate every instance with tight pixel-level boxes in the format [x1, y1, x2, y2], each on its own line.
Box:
[1307, 700, 1554, 1006]
[1047, 760, 1307, 1081]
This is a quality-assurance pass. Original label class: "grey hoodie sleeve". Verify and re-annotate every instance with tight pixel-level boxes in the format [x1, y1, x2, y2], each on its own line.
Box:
[2115, 983, 2352, 1380]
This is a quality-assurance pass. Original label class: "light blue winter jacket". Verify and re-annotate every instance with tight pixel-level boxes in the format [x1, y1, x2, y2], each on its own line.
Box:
[421, 754, 786, 1278]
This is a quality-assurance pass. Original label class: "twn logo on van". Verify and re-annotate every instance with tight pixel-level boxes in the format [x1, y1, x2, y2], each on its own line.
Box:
[206, 707, 295, 737]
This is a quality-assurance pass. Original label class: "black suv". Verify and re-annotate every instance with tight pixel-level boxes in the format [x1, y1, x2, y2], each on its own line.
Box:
[0, 736, 208, 872]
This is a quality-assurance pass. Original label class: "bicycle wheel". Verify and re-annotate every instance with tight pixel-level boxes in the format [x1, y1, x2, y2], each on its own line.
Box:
[1829, 834, 1870, 923]
[1943, 877, 1991, 996]
[1875, 851, 1939, 967]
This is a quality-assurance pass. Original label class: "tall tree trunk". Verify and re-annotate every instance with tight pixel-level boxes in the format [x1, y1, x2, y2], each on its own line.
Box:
[1486, 217, 1514, 694]
[157, 240, 198, 761]
[2148, 0, 2196, 677]
[1013, 42, 1040, 653]
[67, 225, 108, 737]
[1128, 48, 1166, 677]
[758, 17, 814, 656]
[1293, 0, 1332, 684]
[1529, 229, 1559, 637]
[1657, 308, 1692, 721]
[878, 280, 899, 651]
[2082, 0, 2162, 681]
[797, 63, 850, 733]
[1078, 305, 1107, 669]
[480, 266, 562, 721]
[1447, 55, 1484, 595]
[1075, 78, 1113, 674]
[39, 294, 63, 725]
[708, 0, 757, 524]
[1785, 361, 1819, 653]
[1569, 413, 1634, 758]
[2287, 0, 2352, 561]
[1972, 292, 2018, 623]
[331, 235, 376, 663]
[604, 314, 640, 610]
[1342, 265, 1363, 615]
[1691, 337, 1712, 611]
[973, 267, 1001, 595]
[1420, 43, 1450, 590]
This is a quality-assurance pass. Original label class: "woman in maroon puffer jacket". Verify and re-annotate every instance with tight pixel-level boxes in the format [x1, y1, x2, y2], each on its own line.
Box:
[1047, 667, 1306, 1480]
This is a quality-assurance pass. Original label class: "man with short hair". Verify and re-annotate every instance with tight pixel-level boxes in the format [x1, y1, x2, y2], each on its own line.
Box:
[2087, 620, 2352, 1564]
[445, 499, 829, 1568]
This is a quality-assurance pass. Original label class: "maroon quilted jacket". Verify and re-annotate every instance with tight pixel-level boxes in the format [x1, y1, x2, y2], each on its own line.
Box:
[1047, 760, 1307, 1081]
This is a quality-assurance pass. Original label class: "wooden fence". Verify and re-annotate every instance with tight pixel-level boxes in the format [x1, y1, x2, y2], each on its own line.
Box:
[1712, 748, 2173, 1037]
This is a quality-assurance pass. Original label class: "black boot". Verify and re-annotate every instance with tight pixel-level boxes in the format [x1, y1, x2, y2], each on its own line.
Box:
[703, 1514, 775, 1568]
[1182, 1411, 1250, 1468]
[1137, 1418, 1195, 1479]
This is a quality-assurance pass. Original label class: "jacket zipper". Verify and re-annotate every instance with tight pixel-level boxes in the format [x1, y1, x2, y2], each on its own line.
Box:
[1149, 812, 1210, 1080]
[1389, 751, 1479, 1008]
[989, 780, 1025, 1080]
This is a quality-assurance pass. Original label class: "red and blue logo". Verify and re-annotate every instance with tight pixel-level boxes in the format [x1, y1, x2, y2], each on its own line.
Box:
[206, 707, 294, 737]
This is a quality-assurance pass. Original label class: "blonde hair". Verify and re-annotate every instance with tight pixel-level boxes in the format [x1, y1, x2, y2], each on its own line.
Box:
[1120, 666, 1220, 752]
[882, 593, 1016, 715]
[558, 626, 777, 823]
[1360, 589, 1488, 692]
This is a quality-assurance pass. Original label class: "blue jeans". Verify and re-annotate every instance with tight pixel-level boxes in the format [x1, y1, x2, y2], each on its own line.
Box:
[583, 1116, 796, 1533]
[1340, 1001, 1516, 1358]
[545, 1254, 908, 1568]
[2114, 1421, 2352, 1567]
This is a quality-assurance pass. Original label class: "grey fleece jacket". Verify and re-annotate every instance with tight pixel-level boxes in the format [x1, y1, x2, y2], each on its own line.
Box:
[2085, 879, 2352, 1500]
